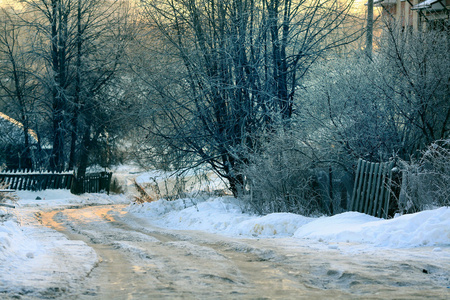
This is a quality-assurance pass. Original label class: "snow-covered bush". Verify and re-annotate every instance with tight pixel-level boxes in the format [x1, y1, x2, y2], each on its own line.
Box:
[240, 129, 324, 216]
[398, 139, 450, 213]
[299, 24, 449, 165]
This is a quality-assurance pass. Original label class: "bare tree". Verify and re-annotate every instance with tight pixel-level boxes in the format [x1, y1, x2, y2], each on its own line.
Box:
[136, 0, 360, 196]
[377, 22, 450, 154]
[12, 0, 134, 176]
[0, 8, 42, 170]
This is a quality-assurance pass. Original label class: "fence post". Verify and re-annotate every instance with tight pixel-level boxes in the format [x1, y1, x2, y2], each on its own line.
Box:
[351, 159, 362, 211]
[363, 162, 375, 214]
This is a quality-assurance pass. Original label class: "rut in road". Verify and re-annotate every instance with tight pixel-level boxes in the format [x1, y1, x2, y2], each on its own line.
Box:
[39, 205, 450, 299]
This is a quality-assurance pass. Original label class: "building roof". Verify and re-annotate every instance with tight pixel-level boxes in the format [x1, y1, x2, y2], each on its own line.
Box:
[374, 0, 449, 9]
[412, 0, 447, 10]
[374, 0, 397, 5]
[0, 112, 38, 143]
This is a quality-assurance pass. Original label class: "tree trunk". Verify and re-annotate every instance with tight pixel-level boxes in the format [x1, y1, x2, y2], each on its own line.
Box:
[50, 0, 65, 172]
[366, 0, 374, 60]
[69, 0, 83, 171]
[71, 127, 91, 195]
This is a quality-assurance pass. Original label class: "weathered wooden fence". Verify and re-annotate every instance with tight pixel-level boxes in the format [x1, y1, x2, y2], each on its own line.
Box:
[0, 170, 112, 194]
[350, 159, 396, 219]
[74, 172, 112, 194]
[0, 170, 74, 191]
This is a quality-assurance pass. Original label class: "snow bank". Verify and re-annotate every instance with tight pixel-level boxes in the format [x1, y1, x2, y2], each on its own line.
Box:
[129, 197, 450, 248]
[16, 189, 130, 208]
[129, 197, 313, 237]
[128, 197, 253, 234]
[294, 207, 450, 248]
[0, 217, 29, 261]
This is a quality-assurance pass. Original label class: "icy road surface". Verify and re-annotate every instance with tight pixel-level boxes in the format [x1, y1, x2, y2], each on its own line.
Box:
[8, 204, 450, 299]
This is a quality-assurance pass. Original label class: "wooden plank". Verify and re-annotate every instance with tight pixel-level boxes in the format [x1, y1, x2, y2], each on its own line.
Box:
[95, 176, 99, 193]
[367, 163, 380, 214]
[354, 160, 365, 211]
[7, 176, 13, 189]
[358, 161, 370, 212]
[7, 176, 14, 189]
[16, 176, 22, 190]
[55, 174, 61, 189]
[66, 174, 72, 189]
[12, 176, 19, 190]
[40, 174, 48, 191]
[355, 161, 364, 212]
[383, 162, 394, 219]
[21, 176, 27, 190]
[68, 174, 74, 189]
[350, 159, 363, 211]
[22, 176, 28, 190]
[363, 162, 375, 214]
[376, 163, 388, 218]
[26, 176, 32, 190]
[4, 176, 10, 188]
[371, 163, 384, 216]
[11, 176, 17, 189]
[61, 175, 67, 189]
[51, 174, 57, 189]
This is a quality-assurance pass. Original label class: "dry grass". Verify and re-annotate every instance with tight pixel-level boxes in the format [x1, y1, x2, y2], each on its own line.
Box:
[0, 182, 17, 204]
[133, 180, 154, 204]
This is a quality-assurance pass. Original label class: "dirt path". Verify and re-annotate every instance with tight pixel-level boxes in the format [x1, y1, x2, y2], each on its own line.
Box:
[36, 205, 449, 299]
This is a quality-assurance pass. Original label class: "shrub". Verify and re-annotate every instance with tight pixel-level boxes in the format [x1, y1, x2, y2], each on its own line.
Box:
[109, 177, 124, 195]
[240, 130, 325, 216]
[398, 139, 450, 213]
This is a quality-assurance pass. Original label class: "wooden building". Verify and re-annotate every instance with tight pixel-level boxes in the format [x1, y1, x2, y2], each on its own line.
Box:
[374, 0, 449, 30]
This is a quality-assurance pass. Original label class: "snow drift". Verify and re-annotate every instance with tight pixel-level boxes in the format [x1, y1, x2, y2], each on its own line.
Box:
[128, 196, 450, 248]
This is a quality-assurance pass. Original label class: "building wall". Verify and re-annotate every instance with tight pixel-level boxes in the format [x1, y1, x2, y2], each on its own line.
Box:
[378, 0, 449, 31]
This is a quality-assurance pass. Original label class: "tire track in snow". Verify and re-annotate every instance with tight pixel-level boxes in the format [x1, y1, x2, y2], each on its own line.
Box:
[35, 205, 450, 299]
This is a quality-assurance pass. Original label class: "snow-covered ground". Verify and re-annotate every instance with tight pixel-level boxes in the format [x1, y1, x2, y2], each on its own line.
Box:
[0, 168, 449, 296]
[0, 190, 130, 297]
[127, 169, 450, 250]
[127, 196, 450, 249]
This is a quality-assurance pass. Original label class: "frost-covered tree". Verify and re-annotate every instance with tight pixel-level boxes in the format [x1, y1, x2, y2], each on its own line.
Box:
[136, 0, 361, 196]
[9, 0, 135, 178]
[0, 8, 42, 170]
[300, 22, 450, 164]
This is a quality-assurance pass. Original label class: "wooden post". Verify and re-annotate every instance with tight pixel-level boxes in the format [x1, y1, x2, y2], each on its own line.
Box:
[363, 162, 375, 214]
[351, 159, 363, 211]
[367, 163, 380, 214]
[359, 161, 370, 212]
[383, 162, 394, 219]
[371, 163, 384, 216]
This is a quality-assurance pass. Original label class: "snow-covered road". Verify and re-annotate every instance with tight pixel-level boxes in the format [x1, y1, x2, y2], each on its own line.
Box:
[3, 203, 448, 299]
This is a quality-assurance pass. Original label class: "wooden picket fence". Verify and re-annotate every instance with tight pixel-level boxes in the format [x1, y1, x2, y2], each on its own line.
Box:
[0, 170, 112, 194]
[74, 172, 112, 194]
[350, 159, 396, 219]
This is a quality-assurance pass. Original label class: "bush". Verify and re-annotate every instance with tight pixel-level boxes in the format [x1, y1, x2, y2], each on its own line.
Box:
[109, 177, 124, 195]
[240, 130, 326, 216]
[398, 139, 450, 213]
